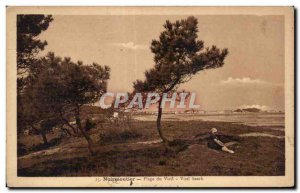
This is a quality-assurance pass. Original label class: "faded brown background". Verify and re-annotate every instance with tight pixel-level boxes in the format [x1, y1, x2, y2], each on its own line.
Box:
[39, 15, 284, 111]
[6, 6, 294, 187]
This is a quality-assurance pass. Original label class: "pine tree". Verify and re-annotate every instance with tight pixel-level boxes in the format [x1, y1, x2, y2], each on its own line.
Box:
[133, 16, 228, 143]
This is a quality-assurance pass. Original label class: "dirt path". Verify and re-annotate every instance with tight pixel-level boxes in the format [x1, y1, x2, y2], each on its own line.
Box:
[18, 138, 165, 169]
[239, 132, 284, 139]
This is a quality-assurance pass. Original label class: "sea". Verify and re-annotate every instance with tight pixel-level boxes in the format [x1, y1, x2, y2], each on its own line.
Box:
[133, 113, 285, 129]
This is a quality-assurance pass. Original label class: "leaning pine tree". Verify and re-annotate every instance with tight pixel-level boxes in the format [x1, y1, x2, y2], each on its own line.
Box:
[23, 53, 110, 155]
[133, 16, 228, 143]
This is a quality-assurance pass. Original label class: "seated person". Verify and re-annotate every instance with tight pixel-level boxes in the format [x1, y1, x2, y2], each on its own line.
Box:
[208, 128, 234, 154]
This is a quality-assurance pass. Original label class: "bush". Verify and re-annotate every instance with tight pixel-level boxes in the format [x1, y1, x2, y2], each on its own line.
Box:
[17, 142, 28, 156]
[29, 137, 62, 152]
[158, 160, 166, 166]
[85, 119, 96, 131]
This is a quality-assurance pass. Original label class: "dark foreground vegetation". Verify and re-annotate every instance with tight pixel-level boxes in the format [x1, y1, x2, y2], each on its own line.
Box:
[18, 120, 285, 176]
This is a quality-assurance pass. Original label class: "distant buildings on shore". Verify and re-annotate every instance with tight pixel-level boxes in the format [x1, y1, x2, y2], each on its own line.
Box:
[133, 108, 284, 115]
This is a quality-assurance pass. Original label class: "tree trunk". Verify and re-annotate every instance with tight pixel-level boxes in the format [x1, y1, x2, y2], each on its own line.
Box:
[61, 126, 72, 136]
[62, 118, 77, 135]
[156, 98, 168, 143]
[41, 132, 48, 145]
[75, 108, 95, 155]
[31, 124, 48, 145]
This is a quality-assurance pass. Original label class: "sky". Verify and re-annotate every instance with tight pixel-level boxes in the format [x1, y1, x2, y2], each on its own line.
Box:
[39, 15, 284, 111]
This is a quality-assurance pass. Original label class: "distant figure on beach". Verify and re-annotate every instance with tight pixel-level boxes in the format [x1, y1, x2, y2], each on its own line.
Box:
[208, 128, 235, 154]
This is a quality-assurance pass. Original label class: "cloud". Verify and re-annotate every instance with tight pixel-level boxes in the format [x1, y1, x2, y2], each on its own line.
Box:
[109, 42, 148, 50]
[220, 77, 283, 87]
[221, 77, 264, 85]
[239, 104, 270, 111]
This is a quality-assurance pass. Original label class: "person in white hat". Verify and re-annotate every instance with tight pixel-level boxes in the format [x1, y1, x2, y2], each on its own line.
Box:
[208, 128, 234, 154]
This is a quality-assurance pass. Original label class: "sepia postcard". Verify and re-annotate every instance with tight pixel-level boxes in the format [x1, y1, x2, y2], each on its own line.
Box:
[6, 6, 294, 188]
